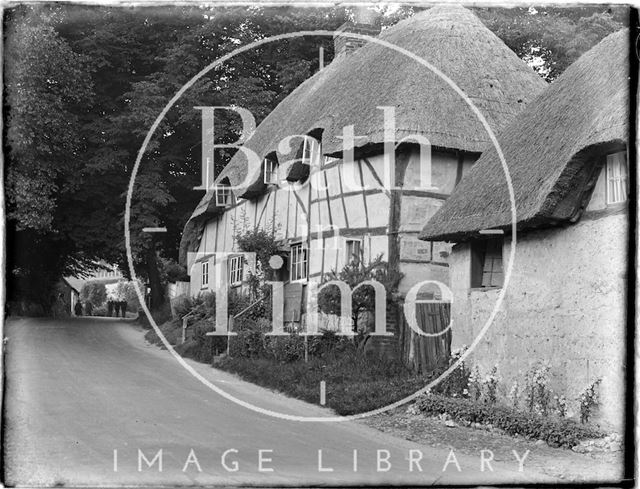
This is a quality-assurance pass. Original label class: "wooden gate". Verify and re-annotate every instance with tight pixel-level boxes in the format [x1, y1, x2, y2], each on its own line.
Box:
[398, 302, 451, 373]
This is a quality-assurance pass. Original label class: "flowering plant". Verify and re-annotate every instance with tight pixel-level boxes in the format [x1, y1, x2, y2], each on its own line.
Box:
[554, 394, 568, 418]
[483, 365, 501, 405]
[468, 365, 482, 401]
[508, 380, 521, 409]
[524, 362, 551, 415]
[579, 378, 602, 424]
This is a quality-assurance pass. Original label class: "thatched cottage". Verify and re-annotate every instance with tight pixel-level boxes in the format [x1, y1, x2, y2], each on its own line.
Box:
[419, 29, 629, 427]
[179, 5, 545, 357]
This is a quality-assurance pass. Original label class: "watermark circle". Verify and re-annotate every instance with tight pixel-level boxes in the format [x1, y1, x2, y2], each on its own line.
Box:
[125, 29, 518, 422]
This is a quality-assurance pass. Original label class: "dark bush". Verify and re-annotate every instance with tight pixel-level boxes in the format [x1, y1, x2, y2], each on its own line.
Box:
[144, 318, 182, 346]
[266, 334, 305, 363]
[230, 329, 267, 358]
[415, 394, 604, 448]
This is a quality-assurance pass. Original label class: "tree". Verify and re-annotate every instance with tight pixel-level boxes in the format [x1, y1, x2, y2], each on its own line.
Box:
[80, 282, 107, 308]
[114, 280, 143, 311]
[4, 7, 96, 309]
[475, 6, 626, 81]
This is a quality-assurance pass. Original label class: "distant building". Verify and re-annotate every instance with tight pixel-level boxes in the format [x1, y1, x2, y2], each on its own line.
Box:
[63, 262, 123, 314]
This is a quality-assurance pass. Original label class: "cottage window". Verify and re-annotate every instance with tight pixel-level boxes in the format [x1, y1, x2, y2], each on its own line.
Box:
[471, 238, 503, 288]
[228, 256, 244, 287]
[201, 262, 209, 288]
[605, 151, 628, 204]
[263, 157, 278, 185]
[215, 183, 232, 207]
[302, 136, 322, 168]
[345, 239, 362, 264]
[290, 243, 308, 282]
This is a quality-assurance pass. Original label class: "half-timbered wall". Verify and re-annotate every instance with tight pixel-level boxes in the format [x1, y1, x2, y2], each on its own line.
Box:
[189, 147, 477, 299]
[398, 149, 477, 294]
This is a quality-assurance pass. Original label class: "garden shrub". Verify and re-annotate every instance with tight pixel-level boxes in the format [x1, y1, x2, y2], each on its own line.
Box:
[432, 346, 471, 398]
[230, 329, 267, 358]
[170, 319, 228, 364]
[266, 334, 305, 363]
[144, 318, 182, 346]
[414, 394, 604, 448]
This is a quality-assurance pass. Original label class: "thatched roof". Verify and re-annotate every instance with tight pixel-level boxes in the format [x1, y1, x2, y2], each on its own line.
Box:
[419, 29, 629, 242]
[180, 4, 547, 264]
[215, 5, 545, 199]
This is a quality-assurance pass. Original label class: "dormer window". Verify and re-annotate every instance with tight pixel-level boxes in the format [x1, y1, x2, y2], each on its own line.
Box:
[263, 157, 278, 185]
[302, 136, 322, 168]
[605, 151, 628, 204]
[286, 135, 322, 183]
[215, 182, 232, 207]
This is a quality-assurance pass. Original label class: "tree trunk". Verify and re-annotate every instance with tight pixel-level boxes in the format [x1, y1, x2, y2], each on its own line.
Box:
[146, 247, 164, 309]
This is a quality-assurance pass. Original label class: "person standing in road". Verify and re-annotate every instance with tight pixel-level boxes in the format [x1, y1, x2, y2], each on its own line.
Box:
[74, 301, 83, 316]
[113, 300, 121, 318]
[120, 301, 127, 318]
[107, 300, 113, 317]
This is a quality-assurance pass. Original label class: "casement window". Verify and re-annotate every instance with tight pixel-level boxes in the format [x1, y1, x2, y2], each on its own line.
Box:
[302, 136, 322, 168]
[201, 262, 209, 288]
[263, 157, 278, 185]
[345, 239, 362, 264]
[471, 238, 504, 288]
[605, 151, 628, 204]
[290, 243, 308, 282]
[228, 256, 244, 287]
[215, 183, 232, 207]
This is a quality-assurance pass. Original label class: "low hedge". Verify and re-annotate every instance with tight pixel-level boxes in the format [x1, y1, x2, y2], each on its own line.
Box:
[415, 394, 604, 448]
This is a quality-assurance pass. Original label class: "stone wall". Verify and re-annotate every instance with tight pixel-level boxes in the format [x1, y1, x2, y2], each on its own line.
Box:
[448, 211, 628, 429]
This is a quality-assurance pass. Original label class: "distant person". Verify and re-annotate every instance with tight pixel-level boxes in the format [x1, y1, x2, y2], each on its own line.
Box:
[85, 302, 93, 316]
[114, 300, 121, 318]
[107, 300, 113, 317]
[74, 301, 82, 316]
[120, 301, 127, 318]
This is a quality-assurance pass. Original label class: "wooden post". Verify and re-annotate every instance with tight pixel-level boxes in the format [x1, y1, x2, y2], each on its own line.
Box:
[181, 317, 188, 344]
[227, 316, 233, 357]
[388, 151, 411, 277]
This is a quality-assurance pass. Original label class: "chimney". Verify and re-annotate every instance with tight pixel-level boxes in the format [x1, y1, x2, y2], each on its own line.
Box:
[333, 6, 381, 59]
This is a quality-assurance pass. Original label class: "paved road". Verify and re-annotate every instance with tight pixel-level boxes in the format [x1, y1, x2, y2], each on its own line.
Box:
[4, 317, 555, 486]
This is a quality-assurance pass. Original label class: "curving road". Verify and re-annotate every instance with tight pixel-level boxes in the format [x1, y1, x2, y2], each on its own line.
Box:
[3, 317, 554, 486]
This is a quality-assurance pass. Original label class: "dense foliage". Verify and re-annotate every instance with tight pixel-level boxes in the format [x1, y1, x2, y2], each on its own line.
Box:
[80, 282, 107, 308]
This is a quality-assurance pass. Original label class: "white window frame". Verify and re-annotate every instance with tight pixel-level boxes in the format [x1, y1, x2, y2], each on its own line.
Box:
[605, 151, 628, 205]
[263, 157, 278, 185]
[201, 262, 209, 289]
[345, 238, 362, 264]
[301, 136, 322, 168]
[215, 183, 231, 207]
[228, 255, 244, 287]
[290, 243, 308, 282]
